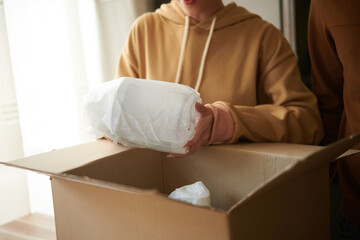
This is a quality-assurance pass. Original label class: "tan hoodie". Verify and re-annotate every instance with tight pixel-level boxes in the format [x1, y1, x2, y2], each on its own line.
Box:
[309, 0, 360, 227]
[116, 1, 323, 145]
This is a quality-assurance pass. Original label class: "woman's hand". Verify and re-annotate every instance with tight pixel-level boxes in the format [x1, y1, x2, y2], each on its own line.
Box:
[169, 102, 214, 157]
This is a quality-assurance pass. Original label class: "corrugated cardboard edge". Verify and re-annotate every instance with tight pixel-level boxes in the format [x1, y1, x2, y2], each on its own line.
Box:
[336, 148, 360, 161]
[1, 139, 128, 174]
[0, 140, 320, 207]
[229, 132, 360, 212]
[1, 139, 154, 196]
[2, 160, 150, 196]
[54, 173, 155, 195]
[2, 133, 359, 215]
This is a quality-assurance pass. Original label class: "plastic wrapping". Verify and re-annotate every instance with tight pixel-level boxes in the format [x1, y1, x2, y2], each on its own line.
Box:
[83, 77, 201, 154]
[168, 181, 211, 207]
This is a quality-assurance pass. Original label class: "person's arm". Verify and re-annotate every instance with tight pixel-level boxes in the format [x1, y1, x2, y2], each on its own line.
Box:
[308, 1, 344, 145]
[219, 25, 323, 145]
[173, 24, 323, 157]
[170, 102, 234, 157]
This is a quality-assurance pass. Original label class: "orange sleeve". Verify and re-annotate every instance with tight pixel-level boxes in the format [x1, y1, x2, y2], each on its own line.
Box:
[308, 0, 344, 145]
[215, 25, 324, 145]
[205, 104, 235, 144]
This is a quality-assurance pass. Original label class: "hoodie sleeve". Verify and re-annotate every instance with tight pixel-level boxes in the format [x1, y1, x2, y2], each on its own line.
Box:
[215, 25, 323, 145]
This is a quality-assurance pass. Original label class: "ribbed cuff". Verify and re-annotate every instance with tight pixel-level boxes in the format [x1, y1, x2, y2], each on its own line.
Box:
[205, 104, 235, 145]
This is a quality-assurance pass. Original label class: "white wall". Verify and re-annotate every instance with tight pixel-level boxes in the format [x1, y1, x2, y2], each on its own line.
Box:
[23, 0, 151, 217]
[0, 0, 30, 225]
[96, 0, 152, 82]
[223, 0, 281, 30]
[0, 167, 30, 225]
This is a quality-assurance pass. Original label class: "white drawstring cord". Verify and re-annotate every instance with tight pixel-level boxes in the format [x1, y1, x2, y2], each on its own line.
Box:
[194, 17, 217, 92]
[175, 16, 190, 84]
[175, 16, 217, 92]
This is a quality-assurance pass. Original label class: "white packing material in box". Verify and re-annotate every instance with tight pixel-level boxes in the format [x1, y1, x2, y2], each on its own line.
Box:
[168, 181, 211, 207]
[83, 77, 202, 154]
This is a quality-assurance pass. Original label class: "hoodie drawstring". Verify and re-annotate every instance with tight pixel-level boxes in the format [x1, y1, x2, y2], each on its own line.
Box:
[175, 16, 217, 92]
[175, 16, 190, 85]
[195, 17, 216, 91]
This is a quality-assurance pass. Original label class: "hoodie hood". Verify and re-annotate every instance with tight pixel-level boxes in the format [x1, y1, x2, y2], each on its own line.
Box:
[156, 1, 261, 91]
[156, 0, 260, 31]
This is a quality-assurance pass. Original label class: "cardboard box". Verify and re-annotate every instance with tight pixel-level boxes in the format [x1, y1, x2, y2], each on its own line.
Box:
[2, 133, 360, 240]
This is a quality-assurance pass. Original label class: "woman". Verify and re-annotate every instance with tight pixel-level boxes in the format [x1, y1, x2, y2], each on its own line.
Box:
[116, 0, 323, 156]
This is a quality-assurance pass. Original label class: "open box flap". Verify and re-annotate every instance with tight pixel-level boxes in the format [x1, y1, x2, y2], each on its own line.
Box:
[335, 148, 360, 160]
[1, 139, 127, 176]
[53, 172, 158, 196]
[229, 132, 360, 213]
[210, 142, 322, 157]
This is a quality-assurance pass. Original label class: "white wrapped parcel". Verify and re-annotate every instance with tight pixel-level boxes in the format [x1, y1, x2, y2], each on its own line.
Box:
[83, 77, 201, 154]
[168, 181, 211, 207]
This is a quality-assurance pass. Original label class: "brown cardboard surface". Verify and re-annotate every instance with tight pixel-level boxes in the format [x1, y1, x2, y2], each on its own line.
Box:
[52, 177, 231, 240]
[3, 138, 357, 181]
[338, 148, 360, 160]
[229, 166, 330, 239]
[233, 132, 360, 209]
[65, 148, 163, 190]
[60, 142, 316, 211]
[1, 132, 360, 240]
[161, 146, 299, 210]
[210, 142, 323, 157]
[3, 139, 127, 175]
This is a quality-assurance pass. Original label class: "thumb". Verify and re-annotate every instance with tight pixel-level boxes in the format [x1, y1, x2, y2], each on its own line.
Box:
[195, 102, 209, 116]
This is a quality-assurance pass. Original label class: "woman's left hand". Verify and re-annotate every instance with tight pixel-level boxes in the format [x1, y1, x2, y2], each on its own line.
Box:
[169, 102, 214, 157]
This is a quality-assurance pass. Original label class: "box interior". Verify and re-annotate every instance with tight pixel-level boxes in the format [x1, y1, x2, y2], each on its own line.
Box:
[65, 146, 301, 211]
[4, 133, 359, 212]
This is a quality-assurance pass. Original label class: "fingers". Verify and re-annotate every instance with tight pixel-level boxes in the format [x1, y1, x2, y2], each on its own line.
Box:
[186, 141, 203, 155]
[169, 103, 214, 158]
[168, 140, 202, 158]
[195, 102, 208, 115]
[186, 131, 202, 147]
[103, 135, 113, 141]
[185, 125, 208, 149]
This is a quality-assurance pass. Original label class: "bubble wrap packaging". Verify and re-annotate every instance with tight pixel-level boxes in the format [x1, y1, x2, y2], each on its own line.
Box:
[83, 77, 202, 154]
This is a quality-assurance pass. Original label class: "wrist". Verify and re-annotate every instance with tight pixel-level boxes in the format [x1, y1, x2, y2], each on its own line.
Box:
[204, 104, 234, 145]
